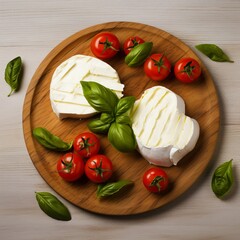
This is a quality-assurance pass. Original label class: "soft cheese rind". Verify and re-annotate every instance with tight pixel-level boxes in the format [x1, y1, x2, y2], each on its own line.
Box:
[130, 86, 200, 167]
[50, 54, 124, 119]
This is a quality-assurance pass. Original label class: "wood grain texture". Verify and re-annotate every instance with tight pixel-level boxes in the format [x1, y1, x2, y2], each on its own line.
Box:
[22, 22, 220, 215]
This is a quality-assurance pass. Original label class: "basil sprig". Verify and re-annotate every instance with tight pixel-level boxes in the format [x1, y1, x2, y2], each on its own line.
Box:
[81, 81, 136, 152]
[195, 44, 234, 63]
[211, 159, 234, 198]
[97, 180, 133, 198]
[4, 56, 23, 97]
[33, 127, 73, 151]
[125, 42, 153, 67]
[35, 192, 71, 221]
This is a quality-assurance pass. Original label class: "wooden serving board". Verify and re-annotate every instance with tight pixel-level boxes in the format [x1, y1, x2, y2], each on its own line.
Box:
[22, 22, 220, 215]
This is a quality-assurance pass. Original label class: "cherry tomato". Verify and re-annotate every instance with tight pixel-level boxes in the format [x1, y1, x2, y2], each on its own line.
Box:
[142, 167, 169, 193]
[174, 57, 201, 83]
[85, 155, 113, 183]
[90, 32, 120, 59]
[57, 152, 85, 182]
[144, 53, 171, 81]
[73, 132, 100, 159]
[123, 36, 145, 55]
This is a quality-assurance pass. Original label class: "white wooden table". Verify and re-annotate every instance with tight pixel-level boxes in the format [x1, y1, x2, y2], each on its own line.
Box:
[1, 1, 239, 239]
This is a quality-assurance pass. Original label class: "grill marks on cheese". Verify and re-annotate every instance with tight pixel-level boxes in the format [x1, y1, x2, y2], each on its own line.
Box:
[50, 55, 124, 119]
[131, 86, 198, 154]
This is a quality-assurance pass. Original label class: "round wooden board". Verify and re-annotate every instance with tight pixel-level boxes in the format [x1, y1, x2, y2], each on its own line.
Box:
[22, 22, 220, 215]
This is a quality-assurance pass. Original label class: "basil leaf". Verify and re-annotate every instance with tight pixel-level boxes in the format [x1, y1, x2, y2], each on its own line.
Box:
[115, 96, 135, 116]
[195, 44, 234, 62]
[125, 42, 153, 67]
[97, 180, 133, 198]
[100, 112, 115, 124]
[88, 118, 111, 134]
[35, 192, 71, 221]
[211, 159, 234, 198]
[5, 56, 23, 97]
[116, 115, 132, 125]
[81, 81, 119, 113]
[33, 127, 72, 151]
[108, 122, 136, 152]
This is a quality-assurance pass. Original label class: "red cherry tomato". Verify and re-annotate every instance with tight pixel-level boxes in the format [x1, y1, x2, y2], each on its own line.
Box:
[85, 155, 113, 183]
[123, 36, 145, 55]
[142, 167, 169, 193]
[57, 152, 85, 182]
[90, 32, 120, 59]
[73, 132, 100, 159]
[174, 57, 201, 83]
[144, 53, 171, 81]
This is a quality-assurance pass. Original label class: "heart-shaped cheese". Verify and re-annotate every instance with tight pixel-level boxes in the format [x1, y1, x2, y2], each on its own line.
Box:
[50, 54, 124, 119]
[130, 86, 200, 167]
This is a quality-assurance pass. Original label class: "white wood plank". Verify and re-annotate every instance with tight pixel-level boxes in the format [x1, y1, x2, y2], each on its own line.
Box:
[1, 0, 240, 46]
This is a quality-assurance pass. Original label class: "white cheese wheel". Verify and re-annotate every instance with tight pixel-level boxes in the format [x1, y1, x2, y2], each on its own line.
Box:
[50, 54, 124, 119]
[130, 86, 200, 167]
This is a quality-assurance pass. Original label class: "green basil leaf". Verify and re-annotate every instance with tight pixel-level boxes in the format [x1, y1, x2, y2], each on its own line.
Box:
[195, 44, 234, 62]
[5, 56, 23, 97]
[35, 192, 71, 221]
[125, 42, 153, 67]
[97, 180, 133, 198]
[100, 112, 115, 124]
[33, 127, 72, 151]
[108, 122, 136, 152]
[97, 184, 105, 195]
[115, 96, 135, 116]
[116, 115, 132, 125]
[211, 159, 234, 198]
[88, 119, 111, 134]
[81, 81, 119, 113]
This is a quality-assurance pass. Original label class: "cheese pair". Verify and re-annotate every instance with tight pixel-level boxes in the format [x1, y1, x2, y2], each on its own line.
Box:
[50, 54, 199, 167]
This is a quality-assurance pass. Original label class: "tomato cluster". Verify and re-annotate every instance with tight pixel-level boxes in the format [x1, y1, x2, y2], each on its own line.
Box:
[57, 132, 113, 183]
[90, 32, 201, 83]
[144, 55, 201, 83]
[90, 33, 145, 59]
[57, 131, 169, 193]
